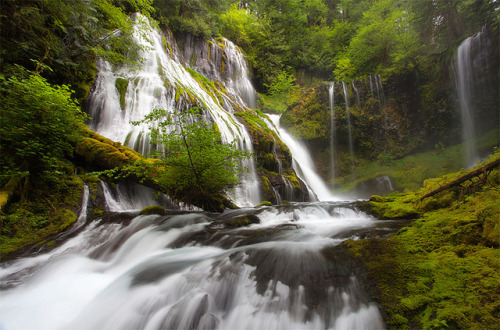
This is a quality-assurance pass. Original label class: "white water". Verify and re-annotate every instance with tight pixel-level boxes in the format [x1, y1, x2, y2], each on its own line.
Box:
[268, 115, 338, 202]
[0, 202, 388, 329]
[342, 82, 355, 175]
[352, 80, 360, 104]
[328, 83, 336, 182]
[455, 30, 487, 167]
[86, 14, 260, 207]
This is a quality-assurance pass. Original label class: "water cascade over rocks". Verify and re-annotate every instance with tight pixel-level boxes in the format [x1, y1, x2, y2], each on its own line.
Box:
[328, 83, 336, 182]
[86, 14, 260, 207]
[341, 82, 355, 175]
[325, 75, 387, 181]
[267, 115, 337, 202]
[0, 188, 411, 328]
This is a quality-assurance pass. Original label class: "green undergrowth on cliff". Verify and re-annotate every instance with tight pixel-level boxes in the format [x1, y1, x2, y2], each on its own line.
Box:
[337, 128, 499, 193]
[346, 153, 500, 328]
[0, 173, 83, 258]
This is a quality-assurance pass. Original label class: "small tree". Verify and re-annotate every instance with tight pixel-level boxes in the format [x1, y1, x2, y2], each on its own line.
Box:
[135, 108, 252, 210]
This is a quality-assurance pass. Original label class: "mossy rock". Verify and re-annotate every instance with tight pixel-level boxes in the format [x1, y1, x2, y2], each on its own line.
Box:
[369, 195, 387, 203]
[257, 201, 272, 207]
[209, 214, 260, 228]
[360, 194, 420, 220]
[115, 78, 129, 110]
[139, 205, 165, 215]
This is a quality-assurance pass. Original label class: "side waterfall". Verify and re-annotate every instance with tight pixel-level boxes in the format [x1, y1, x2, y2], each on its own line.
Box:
[86, 14, 260, 206]
[328, 82, 336, 183]
[341, 82, 355, 175]
[455, 27, 490, 167]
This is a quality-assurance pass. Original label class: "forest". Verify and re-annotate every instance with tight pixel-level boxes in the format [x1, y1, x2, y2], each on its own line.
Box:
[0, 0, 499, 329]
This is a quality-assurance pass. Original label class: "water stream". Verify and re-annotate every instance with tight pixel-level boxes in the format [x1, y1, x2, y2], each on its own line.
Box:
[341, 82, 355, 175]
[267, 115, 337, 202]
[328, 83, 336, 183]
[0, 193, 408, 329]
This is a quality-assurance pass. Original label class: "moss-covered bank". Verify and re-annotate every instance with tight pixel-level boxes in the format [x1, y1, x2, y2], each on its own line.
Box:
[346, 153, 500, 328]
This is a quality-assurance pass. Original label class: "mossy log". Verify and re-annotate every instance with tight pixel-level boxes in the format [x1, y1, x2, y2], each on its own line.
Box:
[421, 158, 500, 200]
[75, 126, 235, 212]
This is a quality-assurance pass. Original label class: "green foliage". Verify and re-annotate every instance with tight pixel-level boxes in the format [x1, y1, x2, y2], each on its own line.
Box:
[0, 0, 152, 100]
[0, 72, 85, 185]
[264, 71, 298, 97]
[152, 0, 232, 38]
[134, 108, 252, 208]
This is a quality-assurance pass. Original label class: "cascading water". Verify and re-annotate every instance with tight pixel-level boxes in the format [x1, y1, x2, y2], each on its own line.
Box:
[267, 115, 337, 202]
[352, 80, 360, 104]
[328, 82, 336, 183]
[341, 82, 355, 175]
[86, 14, 261, 207]
[0, 198, 410, 329]
[454, 28, 489, 167]
[269, 139, 294, 203]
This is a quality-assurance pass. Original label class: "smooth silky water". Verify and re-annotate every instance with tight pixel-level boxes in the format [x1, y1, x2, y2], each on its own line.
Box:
[0, 184, 410, 329]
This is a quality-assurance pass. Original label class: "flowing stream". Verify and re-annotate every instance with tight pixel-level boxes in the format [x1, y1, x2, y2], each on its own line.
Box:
[0, 188, 408, 329]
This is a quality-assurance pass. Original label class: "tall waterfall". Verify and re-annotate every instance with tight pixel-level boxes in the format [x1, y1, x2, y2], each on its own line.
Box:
[341, 82, 355, 174]
[328, 83, 336, 183]
[455, 28, 489, 167]
[86, 14, 260, 206]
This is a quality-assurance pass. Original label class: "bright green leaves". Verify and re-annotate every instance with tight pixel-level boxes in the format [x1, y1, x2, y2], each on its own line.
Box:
[0, 72, 86, 184]
[333, 0, 421, 79]
[135, 108, 252, 205]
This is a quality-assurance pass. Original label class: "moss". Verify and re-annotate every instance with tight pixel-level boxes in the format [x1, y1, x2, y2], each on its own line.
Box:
[0, 208, 77, 257]
[257, 201, 272, 207]
[139, 205, 165, 215]
[93, 208, 104, 217]
[0, 177, 20, 212]
[347, 155, 500, 328]
[115, 78, 129, 110]
[189, 50, 197, 66]
[359, 193, 420, 219]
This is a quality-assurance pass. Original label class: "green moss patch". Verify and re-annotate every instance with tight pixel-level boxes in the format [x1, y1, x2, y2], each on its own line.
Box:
[140, 205, 165, 215]
[115, 78, 129, 110]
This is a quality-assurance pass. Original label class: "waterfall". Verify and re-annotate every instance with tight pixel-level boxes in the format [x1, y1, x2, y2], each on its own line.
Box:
[352, 80, 360, 104]
[455, 28, 489, 167]
[270, 139, 294, 204]
[369, 76, 374, 98]
[268, 115, 338, 202]
[86, 14, 261, 207]
[341, 82, 355, 175]
[375, 75, 386, 107]
[328, 83, 336, 183]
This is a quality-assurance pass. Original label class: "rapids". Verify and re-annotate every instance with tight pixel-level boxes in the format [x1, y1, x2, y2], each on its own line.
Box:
[0, 194, 408, 329]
